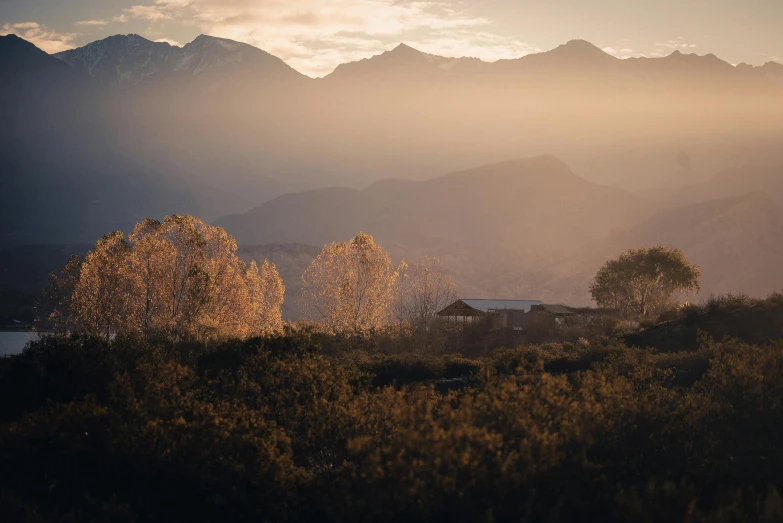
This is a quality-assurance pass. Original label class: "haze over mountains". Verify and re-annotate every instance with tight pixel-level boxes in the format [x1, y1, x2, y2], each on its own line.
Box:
[2, 32, 783, 311]
[221, 156, 783, 308]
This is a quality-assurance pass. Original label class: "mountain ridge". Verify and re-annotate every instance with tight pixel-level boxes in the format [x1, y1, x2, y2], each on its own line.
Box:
[30, 32, 780, 84]
[55, 33, 306, 85]
[215, 155, 655, 264]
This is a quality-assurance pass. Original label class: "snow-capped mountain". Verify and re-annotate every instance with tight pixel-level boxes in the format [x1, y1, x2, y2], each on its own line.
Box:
[55, 34, 306, 85]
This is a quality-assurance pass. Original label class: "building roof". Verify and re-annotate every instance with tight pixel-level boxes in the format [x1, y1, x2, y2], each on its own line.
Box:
[539, 304, 577, 315]
[460, 299, 543, 313]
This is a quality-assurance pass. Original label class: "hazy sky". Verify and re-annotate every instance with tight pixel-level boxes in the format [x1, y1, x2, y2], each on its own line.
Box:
[1, 0, 781, 77]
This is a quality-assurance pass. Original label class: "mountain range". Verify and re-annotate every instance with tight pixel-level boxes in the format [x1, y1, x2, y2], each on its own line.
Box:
[2, 32, 783, 311]
[46, 34, 783, 86]
[2, 32, 782, 245]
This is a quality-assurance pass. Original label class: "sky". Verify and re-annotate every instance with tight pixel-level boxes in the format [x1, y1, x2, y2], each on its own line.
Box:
[1, 0, 781, 77]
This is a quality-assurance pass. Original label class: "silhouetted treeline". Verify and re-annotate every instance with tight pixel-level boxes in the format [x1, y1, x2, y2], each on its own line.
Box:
[3, 294, 783, 522]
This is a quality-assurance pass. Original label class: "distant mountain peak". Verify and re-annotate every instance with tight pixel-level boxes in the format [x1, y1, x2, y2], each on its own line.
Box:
[563, 39, 602, 51]
[383, 42, 440, 61]
[326, 41, 472, 79]
[391, 43, 417, 52]
[663, 49, 733, 70]
[101, 33, 156, 46]
[527, 38, 616, 65]
[188, 34, 241, 48]
[1, 33, 73, 71]
[442, 154, 579, 183]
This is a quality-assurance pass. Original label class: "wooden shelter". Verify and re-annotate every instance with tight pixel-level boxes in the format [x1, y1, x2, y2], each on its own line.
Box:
[437, 299, 543, 328]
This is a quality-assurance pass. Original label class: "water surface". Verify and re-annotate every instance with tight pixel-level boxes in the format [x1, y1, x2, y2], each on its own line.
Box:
[0, 331, 37, 356]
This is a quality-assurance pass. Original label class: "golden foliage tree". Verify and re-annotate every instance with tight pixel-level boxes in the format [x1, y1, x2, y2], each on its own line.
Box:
[590, 246, 701, 318]
[39, 215, 285, 342]
[72, 231, 135, 340]
[300, 232, 396, 334]
[392, 256, 457, 329]
[36, 254, 82, 335]
[245, 260, 285, 336]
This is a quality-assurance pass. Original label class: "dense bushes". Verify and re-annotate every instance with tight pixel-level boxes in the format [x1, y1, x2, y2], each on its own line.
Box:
[3, 302, 783, 522]
[628, 293, 783, 352]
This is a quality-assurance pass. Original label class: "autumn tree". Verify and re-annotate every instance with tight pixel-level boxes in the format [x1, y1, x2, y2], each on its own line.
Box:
[35, 254, 82, 335]
[300, 232, 396, 334]
[127, 218, 175, 339]
[245, 260, 285, 335]
[38, 215, 285, 342]
[71, 231, 135, 340]
[392, 256, 457, 329]
[590, 246, 701, 318]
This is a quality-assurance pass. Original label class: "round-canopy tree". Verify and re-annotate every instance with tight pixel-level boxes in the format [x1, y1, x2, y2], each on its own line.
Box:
[300, 232, 396, 334]
[590, 246, 701, 318]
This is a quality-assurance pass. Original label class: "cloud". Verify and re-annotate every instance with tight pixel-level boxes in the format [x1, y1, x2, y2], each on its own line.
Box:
[125, 5, 173, 22]
[155, 37, 183, 46]
[75, 13, 130, 27]
[76, 20, 109, 26]
[602, 46, 635, 58]
[0, 22, 78, 53]
[99, 0, 534, 77]
[410, 31, 540, 62]
[656, 39, 698, 50]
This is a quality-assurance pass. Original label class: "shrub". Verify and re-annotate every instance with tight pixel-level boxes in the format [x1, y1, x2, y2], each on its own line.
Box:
[3, 305, 783, 522]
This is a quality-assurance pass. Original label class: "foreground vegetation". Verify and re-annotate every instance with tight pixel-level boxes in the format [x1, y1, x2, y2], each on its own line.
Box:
[2, 293, 783, 522]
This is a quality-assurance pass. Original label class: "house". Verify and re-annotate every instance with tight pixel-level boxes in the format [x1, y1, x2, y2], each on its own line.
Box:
[438, 298, 619, 336]
[437, 299, 543, 329]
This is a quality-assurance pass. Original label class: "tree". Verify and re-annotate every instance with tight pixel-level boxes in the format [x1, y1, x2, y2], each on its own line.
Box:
[590, 246, 701, 318]
[38, 215, 285, 342]
[35, 254, 82, 335]
[244, 260, 285, 336]
[300, 232, 396, 334]
[127, 218, 175, 339]
[71, 231, 134, 340]
[125, 215, 285, 341]
[392, 256, 457, 329]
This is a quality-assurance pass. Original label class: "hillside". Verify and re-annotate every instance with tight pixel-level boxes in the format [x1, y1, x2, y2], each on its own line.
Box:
[537, 191, 783, 304]
[217, 156, 656, 308]
[673, 164, 783, 206]
[219, 167, 783, 315]
[217, 155, 653, 258]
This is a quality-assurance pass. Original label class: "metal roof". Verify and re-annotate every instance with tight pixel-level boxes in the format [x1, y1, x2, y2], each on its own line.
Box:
[539, 304, 577, 315]
[461, 299, 542, 313]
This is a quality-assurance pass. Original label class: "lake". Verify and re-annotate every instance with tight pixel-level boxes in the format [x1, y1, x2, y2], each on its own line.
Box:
[0, 331, 38, 356]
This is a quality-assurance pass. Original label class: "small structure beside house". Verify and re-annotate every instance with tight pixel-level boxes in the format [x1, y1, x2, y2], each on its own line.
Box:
[437, 299, 543, 329]
[528, 304, 578, 324]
